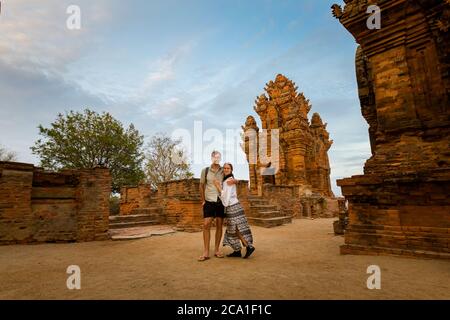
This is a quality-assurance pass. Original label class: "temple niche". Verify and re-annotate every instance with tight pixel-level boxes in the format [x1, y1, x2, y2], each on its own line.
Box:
[333, 0, 450, 259]
[242, 74, 334, 198]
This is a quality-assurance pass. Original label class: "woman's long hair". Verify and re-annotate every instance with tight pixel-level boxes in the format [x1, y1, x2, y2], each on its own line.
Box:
[223, 162, 234, 181]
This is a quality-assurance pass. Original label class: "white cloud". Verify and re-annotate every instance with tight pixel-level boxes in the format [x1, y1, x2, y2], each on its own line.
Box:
[135, 42, 194, 102]
[147, 97, 183, 118]
[0, 0, 112, 75]
[0, 0, 371, 198]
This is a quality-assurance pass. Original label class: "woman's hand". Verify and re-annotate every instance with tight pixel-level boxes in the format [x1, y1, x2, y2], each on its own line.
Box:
[226, 178, 238, 185]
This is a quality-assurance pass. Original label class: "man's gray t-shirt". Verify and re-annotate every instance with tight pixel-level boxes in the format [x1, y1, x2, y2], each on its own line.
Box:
[200, 165, 224, 202]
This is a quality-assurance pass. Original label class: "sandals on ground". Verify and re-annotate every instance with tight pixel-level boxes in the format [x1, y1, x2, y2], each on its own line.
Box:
[198, 256, 210, 262]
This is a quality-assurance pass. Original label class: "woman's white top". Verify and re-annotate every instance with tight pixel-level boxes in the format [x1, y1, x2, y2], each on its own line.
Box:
[220, 178, 239, 207]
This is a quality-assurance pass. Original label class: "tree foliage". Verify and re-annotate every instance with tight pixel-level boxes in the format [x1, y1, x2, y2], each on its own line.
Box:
[144, 133, 193, 189]
[31, 109, 145, 192]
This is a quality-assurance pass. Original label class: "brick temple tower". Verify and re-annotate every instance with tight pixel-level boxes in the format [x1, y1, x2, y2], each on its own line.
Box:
[242, 74, 334, 197]
[333, 0, 450, 258]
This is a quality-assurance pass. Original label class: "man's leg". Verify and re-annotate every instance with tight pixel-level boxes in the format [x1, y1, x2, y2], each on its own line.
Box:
[201, 217, 213, 258]
[214, 217, 224, 255]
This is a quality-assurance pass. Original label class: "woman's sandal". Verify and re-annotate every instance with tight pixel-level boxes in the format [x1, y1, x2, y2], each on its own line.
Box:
[198, 256, 210, 262]
[243, 246, 255, 259]
[214, 252, 224, 258]
[227, 250, 242, 257]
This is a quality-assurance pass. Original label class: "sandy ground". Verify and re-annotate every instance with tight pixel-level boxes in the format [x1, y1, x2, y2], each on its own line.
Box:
[0, 218, 449, 300]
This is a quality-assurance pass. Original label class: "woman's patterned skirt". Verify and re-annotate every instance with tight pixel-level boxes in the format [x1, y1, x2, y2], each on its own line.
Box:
[223, 202, 254, 251]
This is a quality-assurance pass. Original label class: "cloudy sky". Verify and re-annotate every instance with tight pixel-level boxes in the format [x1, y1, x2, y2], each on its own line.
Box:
[0, 0, 370, 195]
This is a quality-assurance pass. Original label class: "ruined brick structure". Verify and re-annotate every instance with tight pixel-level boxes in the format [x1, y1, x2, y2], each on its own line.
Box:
[118, 75, 342, 229]
[242, 74, 334, 197]
[0, 161, 111, 244]
[119, 75, 339, 230]
[119, 180, 251, 231]
[333, 198, 349, 235]
[238, 74, 338, 226]
[119, 178, 340, 230]
[333, 0, 450, 259]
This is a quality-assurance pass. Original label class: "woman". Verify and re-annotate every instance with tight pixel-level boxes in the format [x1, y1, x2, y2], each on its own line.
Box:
[214, 163, 255, 258]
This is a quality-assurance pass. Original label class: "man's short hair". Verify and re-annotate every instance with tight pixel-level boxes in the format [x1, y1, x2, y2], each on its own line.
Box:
[211, 150, 221, 157]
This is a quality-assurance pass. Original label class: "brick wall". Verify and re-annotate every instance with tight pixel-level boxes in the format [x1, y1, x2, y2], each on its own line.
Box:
[119, 184, 154, 215]
[120, 179, 253, 231]
[262, 184, 302, 218]
[120, 178, 338, 231]
[261, 184, 338, 218]
[158, 179, 203, 231]
[334, 0, 450, 259]
[0, 161, 111, 245]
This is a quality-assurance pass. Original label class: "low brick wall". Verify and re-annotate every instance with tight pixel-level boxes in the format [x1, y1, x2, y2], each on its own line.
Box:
[119, 184, 155, 215]
[0, 161, 111, 245]
[158, 179, 203, 230]
[261, 184, 338, 218]
[262, 184, 302, 218]
[120, 178, 339, 231]
[120, 179, 251, 231]
[338, 170, 450, 259]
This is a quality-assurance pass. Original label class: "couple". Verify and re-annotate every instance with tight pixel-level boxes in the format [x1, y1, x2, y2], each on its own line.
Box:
[198, 151, 255, 261]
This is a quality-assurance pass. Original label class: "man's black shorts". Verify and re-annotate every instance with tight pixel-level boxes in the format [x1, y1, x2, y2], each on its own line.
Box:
[203, 200, 225, 218]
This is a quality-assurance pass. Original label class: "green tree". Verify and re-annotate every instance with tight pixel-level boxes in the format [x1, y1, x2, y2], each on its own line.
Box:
[31, 109, 145, 192]
[144, 133, 193, 189]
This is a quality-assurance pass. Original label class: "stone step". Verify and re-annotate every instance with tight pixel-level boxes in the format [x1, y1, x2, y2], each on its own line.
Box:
[109, 214, 157, 223]
[347, 227, 450, 238]
[247, 198, 266, 202]
[249, 200, 270, 205]
[283, 216, 293, 224]
[95, 232, 110, 241]
[248, 197, 268, 202]
[131, 207, 162, 215]
[131, 208, 166, 223]
[109, 225, 176, 241]
[247, 216, 290, 228]
[341, 244, 450, 260]
[250, 204, 278, 211]
[109, 220, 160, 229]
[249, 210, 283, 218]
[247, 195, 262, 199]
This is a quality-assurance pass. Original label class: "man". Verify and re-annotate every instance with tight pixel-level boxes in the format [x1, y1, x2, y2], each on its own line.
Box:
[198, 151, 238, 261]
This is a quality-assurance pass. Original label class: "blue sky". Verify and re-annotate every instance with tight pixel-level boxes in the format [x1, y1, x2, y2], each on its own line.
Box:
[0, 0, 370, 196]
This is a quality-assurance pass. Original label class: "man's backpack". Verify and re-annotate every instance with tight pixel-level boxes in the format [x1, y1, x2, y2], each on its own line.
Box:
[204, 166, 209, 183]
[201, 167, 209, 200]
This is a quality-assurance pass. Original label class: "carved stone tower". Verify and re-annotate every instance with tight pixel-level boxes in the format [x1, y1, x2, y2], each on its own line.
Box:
[242, 74, 334, 197]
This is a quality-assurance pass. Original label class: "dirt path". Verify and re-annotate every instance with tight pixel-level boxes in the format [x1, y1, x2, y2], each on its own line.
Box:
[0, 218, 449, 300]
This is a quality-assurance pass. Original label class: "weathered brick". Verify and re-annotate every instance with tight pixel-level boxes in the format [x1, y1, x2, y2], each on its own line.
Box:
[333, 0, 450, 259]
[0, 161, 111, 244]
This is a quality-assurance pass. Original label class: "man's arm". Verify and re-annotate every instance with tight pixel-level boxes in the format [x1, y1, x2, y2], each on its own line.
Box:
[200, 183, 205, 205]
[200, 169, 206, 205]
